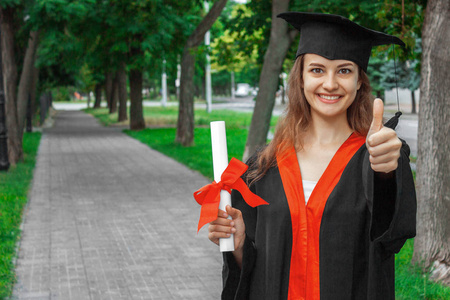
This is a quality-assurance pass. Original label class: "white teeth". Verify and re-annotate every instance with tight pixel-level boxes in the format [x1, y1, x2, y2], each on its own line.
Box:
[320, 94, 340, 100]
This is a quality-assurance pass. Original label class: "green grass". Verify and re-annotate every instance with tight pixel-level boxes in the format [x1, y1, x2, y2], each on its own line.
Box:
[126, 127, 248, 180]
[395, 239, 450, 299]
[86, 106, 450, 299]
[84, 106, 270, 130]
[0, 132, 41, 298]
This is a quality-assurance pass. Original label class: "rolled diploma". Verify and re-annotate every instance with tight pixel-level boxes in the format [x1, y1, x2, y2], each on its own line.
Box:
[210, 121, 235, 252]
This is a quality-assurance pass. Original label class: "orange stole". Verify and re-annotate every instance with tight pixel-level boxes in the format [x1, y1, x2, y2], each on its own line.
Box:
[276, 133, 365, 300]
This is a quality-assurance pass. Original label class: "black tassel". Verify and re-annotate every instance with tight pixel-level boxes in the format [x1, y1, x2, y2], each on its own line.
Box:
[384, 111, 402, 130]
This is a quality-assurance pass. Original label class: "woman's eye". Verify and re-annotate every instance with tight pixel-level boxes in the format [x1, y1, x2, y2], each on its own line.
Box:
[311, 68, 323, 73]
[339, 69, 351, 74]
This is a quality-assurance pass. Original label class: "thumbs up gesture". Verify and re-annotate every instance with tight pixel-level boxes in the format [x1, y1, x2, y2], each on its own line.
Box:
[366, 99, 402, 173]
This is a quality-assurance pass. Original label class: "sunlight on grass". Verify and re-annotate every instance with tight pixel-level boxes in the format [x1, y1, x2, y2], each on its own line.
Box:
[125, 127, 248, 180]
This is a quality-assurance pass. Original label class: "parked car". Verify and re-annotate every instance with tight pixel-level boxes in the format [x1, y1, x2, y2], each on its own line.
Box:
[235, 83, 251, 97]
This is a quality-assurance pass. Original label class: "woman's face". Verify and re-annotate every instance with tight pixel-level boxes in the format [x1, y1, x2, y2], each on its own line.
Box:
[302, 54, 361, 120]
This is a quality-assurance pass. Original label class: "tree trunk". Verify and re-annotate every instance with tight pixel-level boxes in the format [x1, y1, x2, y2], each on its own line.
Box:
[176, 47, 196, 145]
[129, 69, 144, 130]
[242, 0, 296, 161]
[87, 91, 91, 108]
[30, 64, 39, 116]
[411, 90, 416, 114]
[412, 0, 450, 286]
[94, 83, 102, 108]
[175, 0, 228, 146]
[109, 73, 118, 114]
[105, 71, 113, 110]
[376, 90, 383, 99]
[117, 61, 128, 122]
[0, 7, 22, 164]
[17, 30, 39, 135]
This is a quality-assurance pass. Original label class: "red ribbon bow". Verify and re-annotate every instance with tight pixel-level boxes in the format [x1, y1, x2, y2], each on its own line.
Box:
[193, 157, 269, 232]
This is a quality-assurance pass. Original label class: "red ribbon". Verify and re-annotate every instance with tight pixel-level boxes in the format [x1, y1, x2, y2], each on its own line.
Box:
[193, 157, 269, 232]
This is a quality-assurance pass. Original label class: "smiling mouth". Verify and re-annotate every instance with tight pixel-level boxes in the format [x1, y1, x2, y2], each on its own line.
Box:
[319, 94, 341, 100]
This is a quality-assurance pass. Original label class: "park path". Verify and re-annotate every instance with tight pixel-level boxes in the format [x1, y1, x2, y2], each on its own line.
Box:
[12, 110, 222, 300]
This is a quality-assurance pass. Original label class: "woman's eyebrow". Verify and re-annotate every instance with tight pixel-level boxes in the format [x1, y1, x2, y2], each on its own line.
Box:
[308, 63, 326, 68]
[337, 63, 355, 68]
[307, 62, 355, 68]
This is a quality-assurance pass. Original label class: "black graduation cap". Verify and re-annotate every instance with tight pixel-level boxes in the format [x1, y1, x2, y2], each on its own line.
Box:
[277, 12, 405, 72]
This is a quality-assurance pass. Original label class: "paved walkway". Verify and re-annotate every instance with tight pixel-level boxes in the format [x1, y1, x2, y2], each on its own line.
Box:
[12, 111, 222, 299]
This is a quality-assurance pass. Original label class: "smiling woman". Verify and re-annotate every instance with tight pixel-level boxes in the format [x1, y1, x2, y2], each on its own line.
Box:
[207, 12, 417, 300]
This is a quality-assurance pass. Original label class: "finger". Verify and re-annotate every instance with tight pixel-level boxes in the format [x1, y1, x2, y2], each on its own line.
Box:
[367, 137, 402, 157]
[209, 217, 234, 226]
[372, 98, 384, 131]
[371, 160, 398, 173]
[208, 224, 236, 234]
[208, 232, 230, 244]
[368, 98, 384, 138]
[218, 209, 228, 218]
[367, 127, 398, 147]
[369, 152, 400, 165]
[226, 205, 242, 220]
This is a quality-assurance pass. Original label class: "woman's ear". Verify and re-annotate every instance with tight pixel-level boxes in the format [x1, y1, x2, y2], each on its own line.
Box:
[357, 78, 362, 91]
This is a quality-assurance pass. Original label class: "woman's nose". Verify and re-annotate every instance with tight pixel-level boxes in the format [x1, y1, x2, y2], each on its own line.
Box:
[322, 73, 339, 91]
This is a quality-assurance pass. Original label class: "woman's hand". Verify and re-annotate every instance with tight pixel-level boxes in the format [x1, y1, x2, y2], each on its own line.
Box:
[366, 98, 402, 174]
[208, 205, 246, 265]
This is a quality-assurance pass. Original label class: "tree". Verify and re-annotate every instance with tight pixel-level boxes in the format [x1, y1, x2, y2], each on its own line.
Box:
[93, 83, 102, 108]
[0, 5, 22, 164]
[412, 0, 450, 286]
[17, 30, 39, 134]
[176, 0, 228, 146]
[117, 62, 127, 122]
[242, 0, 296, 160]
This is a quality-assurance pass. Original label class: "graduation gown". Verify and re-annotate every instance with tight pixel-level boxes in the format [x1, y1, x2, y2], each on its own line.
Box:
[222, 133, 416, 300]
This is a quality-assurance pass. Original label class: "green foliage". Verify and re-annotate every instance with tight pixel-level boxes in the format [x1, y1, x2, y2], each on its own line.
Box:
[50, 86, 75, 101]
[367, 55, 387, 97]
[375, 0, 425, 61]
[0, 132, 41, 298]
[30, 0, 206, 96]
[5, 0, 428, 105]
[0, 0, 21, 8]
[368, 36, 421, 97]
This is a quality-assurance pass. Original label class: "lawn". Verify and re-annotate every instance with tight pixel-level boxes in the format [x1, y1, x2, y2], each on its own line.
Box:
[86, 106, 450, 299]
[0, 132, 41, 298]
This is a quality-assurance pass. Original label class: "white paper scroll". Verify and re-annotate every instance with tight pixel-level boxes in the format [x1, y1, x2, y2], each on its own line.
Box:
[210, 121, 235, 252]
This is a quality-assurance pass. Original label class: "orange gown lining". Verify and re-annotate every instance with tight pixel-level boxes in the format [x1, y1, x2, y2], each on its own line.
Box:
[276, 133, 366, 300]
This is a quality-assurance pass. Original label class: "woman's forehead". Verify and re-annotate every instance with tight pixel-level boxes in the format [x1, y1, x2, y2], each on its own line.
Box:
[303, 53, 358, 67]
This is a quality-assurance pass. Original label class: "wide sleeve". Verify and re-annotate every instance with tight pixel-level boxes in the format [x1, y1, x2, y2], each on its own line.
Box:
[364, 139, 417, 254]
[221, 189, 257, 300]
[222, 155, 260, 300]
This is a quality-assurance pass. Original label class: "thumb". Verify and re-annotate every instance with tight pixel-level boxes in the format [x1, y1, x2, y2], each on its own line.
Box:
[226, 205, 242, 220]
[369, 98, 384, 135]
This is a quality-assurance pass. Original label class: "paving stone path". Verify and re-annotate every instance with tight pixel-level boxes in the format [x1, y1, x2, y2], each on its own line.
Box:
[12, 110, 222, 300]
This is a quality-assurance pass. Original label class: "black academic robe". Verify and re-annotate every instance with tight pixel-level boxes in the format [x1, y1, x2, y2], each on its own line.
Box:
[222, 133, 416, 300]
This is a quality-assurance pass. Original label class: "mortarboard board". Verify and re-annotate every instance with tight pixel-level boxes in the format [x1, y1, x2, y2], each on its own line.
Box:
[277, 12, 405, 72]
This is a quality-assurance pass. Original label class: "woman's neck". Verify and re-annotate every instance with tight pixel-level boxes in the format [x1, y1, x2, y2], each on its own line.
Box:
[304, 112, 353, 146]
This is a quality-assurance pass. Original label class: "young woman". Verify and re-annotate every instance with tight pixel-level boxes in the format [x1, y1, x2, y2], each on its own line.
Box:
[208, 12, 416, 300]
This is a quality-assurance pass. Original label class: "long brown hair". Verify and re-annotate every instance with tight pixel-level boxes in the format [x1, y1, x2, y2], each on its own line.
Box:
[247, 55, 374, 185]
